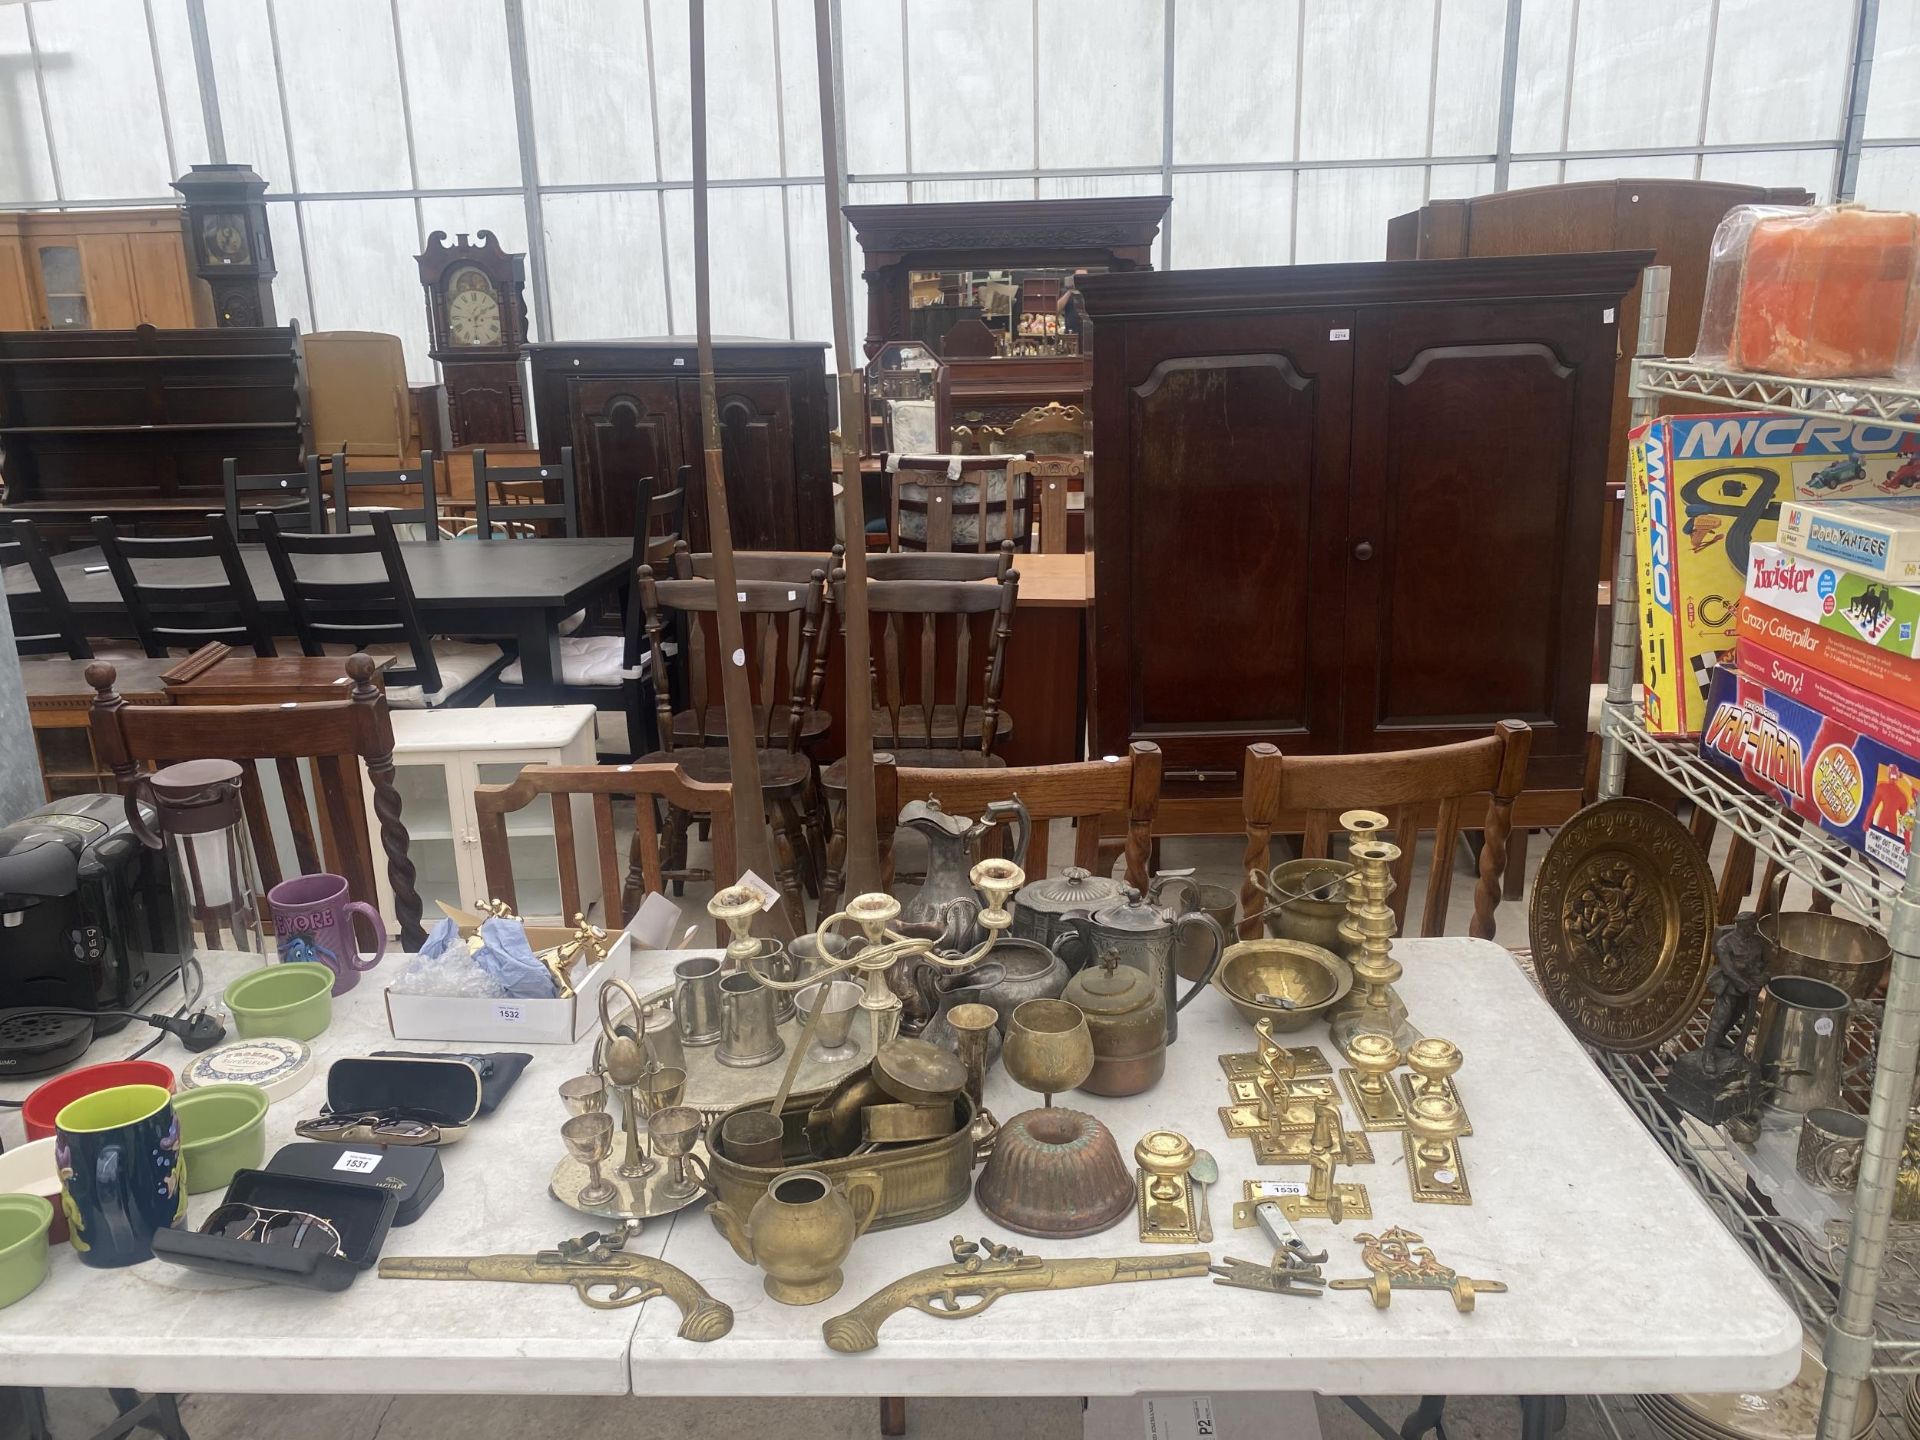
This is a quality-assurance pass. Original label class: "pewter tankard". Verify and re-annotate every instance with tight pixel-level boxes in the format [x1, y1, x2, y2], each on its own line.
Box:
[1055, 889, 1224, 1045]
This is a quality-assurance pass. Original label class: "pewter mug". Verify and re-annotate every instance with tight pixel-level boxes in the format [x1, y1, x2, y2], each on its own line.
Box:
[754, 939, 801, 1024]
[717, 973, 784, 1069]
[1056, 896, 1224, 1046]
[1754, 973, 1851, 1115]
[674, 956, 724, 1047]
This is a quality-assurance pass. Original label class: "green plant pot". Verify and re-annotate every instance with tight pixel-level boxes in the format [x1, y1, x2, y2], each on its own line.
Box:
[173, 1083, 270, 1195]
[225, 963, 335, 1041]
[0, 1194, 53, 1309]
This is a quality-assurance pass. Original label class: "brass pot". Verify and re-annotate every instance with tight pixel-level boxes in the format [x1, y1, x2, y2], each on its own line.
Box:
[707, 1088, 987, 1231]
[1257, 859, 1355, 952]
[707, 1166, 882, 1305]
[1061, 954, 1166, 1097]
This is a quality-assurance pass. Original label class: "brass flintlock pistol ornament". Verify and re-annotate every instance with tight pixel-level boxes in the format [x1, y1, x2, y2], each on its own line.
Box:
[822, 1234, 1210, 1353]
[737, 858, 1027, 1053]
[376, 1220, 734, 1340]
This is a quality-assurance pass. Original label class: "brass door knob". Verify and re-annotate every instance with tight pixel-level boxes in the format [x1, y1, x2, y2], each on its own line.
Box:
[1406, 1037, 1463, 1095]
[1407, 1093, 1466, 1163]
[1345, 1033, 1401, 1094]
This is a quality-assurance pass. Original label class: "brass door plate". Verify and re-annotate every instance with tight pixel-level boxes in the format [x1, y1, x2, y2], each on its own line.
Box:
[1399, 1075, 1472, 1135]
[1275, 1184, 1370, 1224]
[1220, 1047, 1331, 1081]
[1404, 1135, 1471, 1204]
[1219, 1098, 1322, 1137]
[1137, 1172, 1202, 1245]
[1230, 1075, 1332, 1104]
[1251, 1128, 1375, 1166]
[1340, 1070, 1410, 1130]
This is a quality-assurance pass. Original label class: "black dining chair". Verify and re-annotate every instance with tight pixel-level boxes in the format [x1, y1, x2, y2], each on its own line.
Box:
[2, 519, 92, 658]
[471, 447, 578, 540]
[91, 515, 276, 659]
[257, 510, 505, 709]
[332, 449, 440, 539]
[223, 455, 328, 536]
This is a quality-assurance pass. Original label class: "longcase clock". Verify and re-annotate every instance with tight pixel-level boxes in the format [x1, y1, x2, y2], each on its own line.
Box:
[172, 163, 277, 328]
[416, 230, 529, 447]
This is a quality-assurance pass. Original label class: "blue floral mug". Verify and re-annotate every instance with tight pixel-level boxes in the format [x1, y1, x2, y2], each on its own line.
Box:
[55, 1083, 185, 1267]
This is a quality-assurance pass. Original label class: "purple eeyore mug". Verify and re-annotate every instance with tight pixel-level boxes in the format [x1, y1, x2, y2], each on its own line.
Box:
[266, 873, 387, 994]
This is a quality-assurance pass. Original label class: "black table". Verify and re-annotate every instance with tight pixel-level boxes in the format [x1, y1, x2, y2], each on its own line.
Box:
[12, 538, 633, 704]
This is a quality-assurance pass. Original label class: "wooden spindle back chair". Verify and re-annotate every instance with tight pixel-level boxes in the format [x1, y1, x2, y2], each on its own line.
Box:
[851, 541, 1015, 582]
[86, 652, 426, 949]
[876, 741, 1161, 890]
[472, 762, 735, 932]
[1239, 720, 1532, 943]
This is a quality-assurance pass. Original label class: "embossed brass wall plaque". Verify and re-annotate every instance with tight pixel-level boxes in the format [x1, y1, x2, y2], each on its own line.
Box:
[1527, 798, 1715, 1053]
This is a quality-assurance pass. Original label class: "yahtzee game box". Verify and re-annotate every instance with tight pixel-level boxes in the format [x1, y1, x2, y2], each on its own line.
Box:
[1631, 413, 1920, 735]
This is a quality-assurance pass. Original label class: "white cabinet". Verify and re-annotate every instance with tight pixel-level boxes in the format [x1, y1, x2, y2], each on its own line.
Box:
[365, 706, 603, 933]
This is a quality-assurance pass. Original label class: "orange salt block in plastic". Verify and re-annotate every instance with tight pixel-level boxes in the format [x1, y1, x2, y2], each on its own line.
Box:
[1731, 207, 1918, 378]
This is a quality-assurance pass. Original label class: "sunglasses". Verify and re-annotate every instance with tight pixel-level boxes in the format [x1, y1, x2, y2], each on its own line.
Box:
[294, 1109, 455, 1146]
[202, 1204, 343, 1258]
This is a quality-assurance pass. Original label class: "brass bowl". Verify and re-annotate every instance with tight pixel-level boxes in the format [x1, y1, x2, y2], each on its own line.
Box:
[1213, 939, 1353, 1033]
[1759, 911, 1890, 1003]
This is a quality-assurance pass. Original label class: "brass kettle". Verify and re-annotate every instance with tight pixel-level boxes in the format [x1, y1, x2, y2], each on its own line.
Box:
[1061, 949, 1167, 1096]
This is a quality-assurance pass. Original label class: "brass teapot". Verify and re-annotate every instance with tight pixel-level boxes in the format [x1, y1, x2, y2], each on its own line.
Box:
[706, 1166, 882, 1305]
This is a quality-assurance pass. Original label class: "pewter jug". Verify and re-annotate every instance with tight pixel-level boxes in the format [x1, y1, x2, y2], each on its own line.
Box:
[1056, 889, 1223, 1045]
[918, 962, 1007, 1068]
[898, 797, 1031, 945]
[1012, 866, 1126, 951]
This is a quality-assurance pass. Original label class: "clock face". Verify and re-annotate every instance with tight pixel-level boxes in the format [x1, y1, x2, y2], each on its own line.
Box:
[445, 266, 503, 347]
[201, 212, 252, 265]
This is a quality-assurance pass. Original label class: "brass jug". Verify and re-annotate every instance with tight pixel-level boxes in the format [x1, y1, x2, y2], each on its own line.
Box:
[1061, 950, 1167, 1096]
[706, 1166, 883, 1305]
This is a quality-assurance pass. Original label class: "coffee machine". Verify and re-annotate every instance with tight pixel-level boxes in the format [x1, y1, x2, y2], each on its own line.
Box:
[0, 794, 191, 1054]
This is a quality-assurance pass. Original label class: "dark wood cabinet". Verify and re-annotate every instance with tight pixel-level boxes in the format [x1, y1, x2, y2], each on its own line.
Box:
[1078, 251, 1648, 808]
[526, 340, 831, 551]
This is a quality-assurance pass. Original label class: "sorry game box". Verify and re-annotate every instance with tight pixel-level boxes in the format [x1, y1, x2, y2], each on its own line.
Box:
[1700, 660, 1919, 875]
[1630, 413, 1920, 735]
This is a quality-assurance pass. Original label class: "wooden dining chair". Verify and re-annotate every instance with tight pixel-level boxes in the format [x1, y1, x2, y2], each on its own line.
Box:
[223, 455, 327, 536]
[472, 762, 736, 931]
[86, 651, 426, 950]
[875, 741, 1161, 892]
[1004, 401, 1087, 456]
[257, 510, 506, 709]
[332, 449, 440, 538]
[888, 454, 1030, 553]
[3, 519, 92, 658]
[91, 515, 276, 659]
[818, 565, 1022, 910]
[636, 567, 833, 932]
[1009, 454, 1080, 555]
[471, 447, 578, 540]
[1238, 720, 1532, 943]
[852, 541, 1016, 582]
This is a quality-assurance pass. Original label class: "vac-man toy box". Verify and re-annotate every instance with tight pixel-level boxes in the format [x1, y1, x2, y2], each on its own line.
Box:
[1630, 413, 1919, 735]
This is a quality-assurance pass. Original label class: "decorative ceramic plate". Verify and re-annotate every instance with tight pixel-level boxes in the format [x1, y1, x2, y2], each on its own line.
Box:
[1528, 798, 1715, 1053]
[179, 1038, 314, 1102]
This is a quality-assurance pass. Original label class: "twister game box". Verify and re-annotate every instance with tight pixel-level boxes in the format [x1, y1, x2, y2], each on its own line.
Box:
[1699, 661, 1918, 875]
[1744, 541, 1920, 659]
[1630, 413, 1919, 735]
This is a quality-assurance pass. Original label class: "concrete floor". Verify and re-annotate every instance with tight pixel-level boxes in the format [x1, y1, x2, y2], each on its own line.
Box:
[17, 822, 1717, 1440]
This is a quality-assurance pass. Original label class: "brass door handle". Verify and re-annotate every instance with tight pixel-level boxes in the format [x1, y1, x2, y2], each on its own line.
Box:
[1352, 541, 1375, 561]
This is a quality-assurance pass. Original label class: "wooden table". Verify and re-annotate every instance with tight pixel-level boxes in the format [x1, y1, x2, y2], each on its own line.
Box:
[13, 537, 633, 704]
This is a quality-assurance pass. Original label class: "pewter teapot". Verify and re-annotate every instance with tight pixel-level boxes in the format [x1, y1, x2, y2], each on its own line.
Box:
[1055, 888, 1224, 1046]
[1012, 866, 1128, 950]
[898, 796, 1030, 946]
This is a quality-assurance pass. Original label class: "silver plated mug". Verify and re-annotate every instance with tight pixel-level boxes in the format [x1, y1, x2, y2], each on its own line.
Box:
[1755, 973, 1851, 1115]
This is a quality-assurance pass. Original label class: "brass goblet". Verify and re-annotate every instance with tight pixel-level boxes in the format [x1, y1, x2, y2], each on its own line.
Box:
[1004, 998, 1094, 1107]
[559, 1073, 607, 1117]
[648, 1105, 709, 1202]
[562, 1111, 617, 1207]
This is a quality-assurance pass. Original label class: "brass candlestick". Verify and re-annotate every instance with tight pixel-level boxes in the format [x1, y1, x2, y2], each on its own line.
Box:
[1340, 1033, 1409, 1130]
[1404, 1091, 1471, 1204]
[1330, 823, 1414, 1051]
[1401, 1036, 1471, 1135]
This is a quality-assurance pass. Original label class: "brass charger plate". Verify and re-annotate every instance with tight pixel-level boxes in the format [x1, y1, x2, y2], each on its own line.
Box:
[1528, 797, 1715, 1053]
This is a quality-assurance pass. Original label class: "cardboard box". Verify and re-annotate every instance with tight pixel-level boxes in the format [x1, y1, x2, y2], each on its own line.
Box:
[1736, 598, 1920, 713]
[383, 894, 685, 1045]
[1700, 660, 1918, 874]
[1777, 495, 1920, 582]
[1745, 541, 1920, 658]
[1630, 413, 1920, 736]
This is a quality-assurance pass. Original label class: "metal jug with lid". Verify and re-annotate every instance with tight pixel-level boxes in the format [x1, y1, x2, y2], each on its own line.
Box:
[1061, 949, 1167, 1095]
[1056, 887, 1223, 1045]
[1011, 866, 1126, 953]
[897, 797, 1030, 948]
